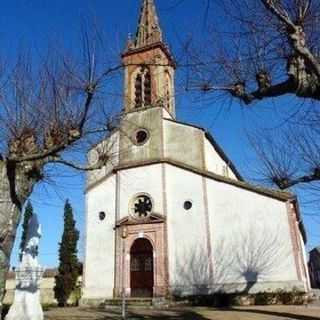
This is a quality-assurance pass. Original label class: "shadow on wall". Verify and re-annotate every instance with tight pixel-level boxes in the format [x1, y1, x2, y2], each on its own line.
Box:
[173, 223, 292, 296]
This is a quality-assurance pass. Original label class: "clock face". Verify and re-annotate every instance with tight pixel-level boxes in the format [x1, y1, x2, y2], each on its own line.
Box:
[131, 195, 153, 219]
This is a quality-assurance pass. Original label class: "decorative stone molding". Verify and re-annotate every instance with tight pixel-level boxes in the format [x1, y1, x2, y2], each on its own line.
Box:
[114, 218, 167, 298]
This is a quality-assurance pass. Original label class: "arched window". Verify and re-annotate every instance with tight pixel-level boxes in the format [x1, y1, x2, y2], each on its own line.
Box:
[144, 70, 151, 106]
[134, 67, 152, 108]
[135, 73, 143, 108]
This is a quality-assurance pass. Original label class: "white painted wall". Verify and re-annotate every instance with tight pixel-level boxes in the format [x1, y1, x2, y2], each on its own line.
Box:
[206, 178, 300, 292]
[164, 164, 305, 294]
[204, 138, 237, 180]
[165, 164, 209, 293]
[83, 175, 116, 299]
[117, 164, 164, 220]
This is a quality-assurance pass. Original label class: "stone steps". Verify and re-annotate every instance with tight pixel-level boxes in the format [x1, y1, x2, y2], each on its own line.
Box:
[103, 298, 154, 307]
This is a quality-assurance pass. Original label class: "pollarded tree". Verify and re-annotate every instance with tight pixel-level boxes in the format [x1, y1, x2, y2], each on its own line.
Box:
[0, 30, 123, 314]
[186, 0, 320, 190]
[54, 200, 80, 307]
[19, 201, 34, 262]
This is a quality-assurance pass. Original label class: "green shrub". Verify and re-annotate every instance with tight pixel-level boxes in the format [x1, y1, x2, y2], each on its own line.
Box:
[277, 289, 305, 305]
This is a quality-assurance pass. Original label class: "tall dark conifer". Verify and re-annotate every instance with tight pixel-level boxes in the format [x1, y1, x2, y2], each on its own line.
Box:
[19, 201, 33, 262]
[54, 200, 80, 307]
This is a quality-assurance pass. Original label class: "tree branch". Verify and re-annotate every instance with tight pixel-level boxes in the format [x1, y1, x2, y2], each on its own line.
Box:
[231, 78, 297, 104]
[260, 0, 295, 30]
[260, 0, 320, 79]
[47, 157, 108, 172]
[8, 89, 95, 163]
[274, 168, 320, 189]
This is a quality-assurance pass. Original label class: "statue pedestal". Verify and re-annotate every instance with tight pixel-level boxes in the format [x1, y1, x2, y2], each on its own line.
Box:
[5, 214, 44, 320]
[5, 290, 43, 320]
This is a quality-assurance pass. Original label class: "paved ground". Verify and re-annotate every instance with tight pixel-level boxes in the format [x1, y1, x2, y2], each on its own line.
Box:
[45, 305, 320, 320]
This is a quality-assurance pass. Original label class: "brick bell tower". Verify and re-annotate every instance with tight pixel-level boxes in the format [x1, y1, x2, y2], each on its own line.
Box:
[122, 0, 176, 118]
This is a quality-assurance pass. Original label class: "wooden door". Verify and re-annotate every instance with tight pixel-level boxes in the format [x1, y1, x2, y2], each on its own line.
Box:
[130, 238, 154, 297]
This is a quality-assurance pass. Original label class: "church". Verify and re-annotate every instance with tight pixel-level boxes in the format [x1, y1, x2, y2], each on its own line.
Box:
[82, 0, 310, 303]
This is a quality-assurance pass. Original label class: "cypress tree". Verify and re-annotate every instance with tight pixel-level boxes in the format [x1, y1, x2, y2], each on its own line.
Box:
[54, 200, 80, 307]
[19, 201, 33, 261]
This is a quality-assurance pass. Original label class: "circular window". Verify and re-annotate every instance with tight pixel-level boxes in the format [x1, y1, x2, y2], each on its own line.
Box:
[131, 194, 153, 219]
[99, 211, 106, 221]
[184, 201, 193, 211]
[134, 129, 149, 145]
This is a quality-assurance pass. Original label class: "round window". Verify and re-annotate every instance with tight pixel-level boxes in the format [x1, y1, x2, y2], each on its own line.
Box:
[134, 129, 149, 145]
[131, 194, 153, 219]
[184, 201, 193, 211]
[99, 211, 106, 221]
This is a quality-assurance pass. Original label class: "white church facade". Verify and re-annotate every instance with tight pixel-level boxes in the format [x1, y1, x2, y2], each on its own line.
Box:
[82, 0, 310, 303]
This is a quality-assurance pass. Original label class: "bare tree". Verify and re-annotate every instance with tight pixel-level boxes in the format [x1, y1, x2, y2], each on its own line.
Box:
[249, 123, 320, 190]
[183, 0, 320, 191]
[188, 0, 320, 103]
[0, 30, 124, 313]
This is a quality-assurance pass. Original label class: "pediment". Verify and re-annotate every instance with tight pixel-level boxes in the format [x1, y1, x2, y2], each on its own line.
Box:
[116, 213, 165, 227]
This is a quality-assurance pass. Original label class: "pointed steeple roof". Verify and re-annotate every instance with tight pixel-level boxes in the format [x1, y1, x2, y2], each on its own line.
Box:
[134, 0, 163, 49]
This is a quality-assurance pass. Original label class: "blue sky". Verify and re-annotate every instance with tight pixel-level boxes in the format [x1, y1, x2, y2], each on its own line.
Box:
[3, 0, 319, 268]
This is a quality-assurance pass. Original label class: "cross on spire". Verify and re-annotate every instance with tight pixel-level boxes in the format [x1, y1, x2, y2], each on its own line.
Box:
[134, 0, 163, 49]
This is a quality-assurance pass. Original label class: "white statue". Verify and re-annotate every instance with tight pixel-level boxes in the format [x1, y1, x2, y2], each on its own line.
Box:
[6, 214, 44, 320]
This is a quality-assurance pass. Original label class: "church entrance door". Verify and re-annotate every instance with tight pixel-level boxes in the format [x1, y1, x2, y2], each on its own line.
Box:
[130, 238, 154, 297]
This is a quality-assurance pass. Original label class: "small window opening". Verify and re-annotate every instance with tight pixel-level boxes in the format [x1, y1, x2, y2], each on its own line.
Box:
[134, 129, 149, 145]
[99, 211, 106, 221]
[184, 201, 193, 211]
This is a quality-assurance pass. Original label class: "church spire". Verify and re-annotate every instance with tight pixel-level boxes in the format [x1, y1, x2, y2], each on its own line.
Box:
[134, 0, 163, 48]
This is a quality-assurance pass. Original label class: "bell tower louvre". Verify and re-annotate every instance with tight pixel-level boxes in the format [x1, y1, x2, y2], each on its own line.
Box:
[122, 0, 176, 117]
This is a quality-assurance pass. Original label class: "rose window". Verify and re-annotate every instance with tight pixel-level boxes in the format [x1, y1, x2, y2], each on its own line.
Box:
[132, 195, 153, 218]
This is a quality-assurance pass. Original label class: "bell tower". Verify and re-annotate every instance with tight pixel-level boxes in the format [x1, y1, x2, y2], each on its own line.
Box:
[122, 0, 176, 117]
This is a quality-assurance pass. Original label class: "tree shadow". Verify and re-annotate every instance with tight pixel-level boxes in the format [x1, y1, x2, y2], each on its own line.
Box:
[122, 308, 211, 320]
[45, 307, 211, 320]
[173, 222, 294, 299]
[229, 307, 320, 320]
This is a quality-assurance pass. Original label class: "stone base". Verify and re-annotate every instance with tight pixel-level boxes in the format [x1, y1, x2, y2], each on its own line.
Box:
[5, 290, 43, 320]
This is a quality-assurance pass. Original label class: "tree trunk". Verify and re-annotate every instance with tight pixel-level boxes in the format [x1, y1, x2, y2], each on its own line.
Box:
[0, 161, 37, 317]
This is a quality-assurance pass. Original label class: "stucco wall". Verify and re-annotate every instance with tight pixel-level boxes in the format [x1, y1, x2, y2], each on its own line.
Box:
[163, 164, 305, 295]
[87, 107, 240, 191]
[117, 164, 164, 220]
[83, 175, 116, 299]
[204, 139, 237, 180]
[206, 178, 301, 292]
[119, 108, 163, 165]
[163, 120, 204, 170]
[165, 164, 209, 291]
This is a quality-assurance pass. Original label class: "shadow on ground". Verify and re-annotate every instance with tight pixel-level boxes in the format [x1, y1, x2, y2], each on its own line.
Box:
[44, 306, 320, 320]
[45, 307, 211, 320]
[127, 310, 211, 320]
[229, 307, 320, 320]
